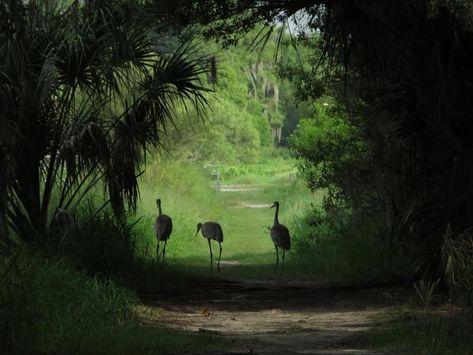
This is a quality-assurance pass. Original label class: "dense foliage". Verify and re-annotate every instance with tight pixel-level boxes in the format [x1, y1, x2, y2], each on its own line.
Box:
[160, 27, 311, 165]
[0, 0, 212, 243]
[177, 0, 473, 286]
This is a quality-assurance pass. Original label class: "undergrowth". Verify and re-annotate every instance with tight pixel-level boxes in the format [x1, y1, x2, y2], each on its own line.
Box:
[0, 249, 224, 354]
[0, 250, 135, 353]
[291, 207, 409, 281]
[353, 305, 473, 354]
[135, 158, 224, 261]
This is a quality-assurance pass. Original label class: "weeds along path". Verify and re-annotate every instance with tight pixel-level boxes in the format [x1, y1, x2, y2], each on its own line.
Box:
[140, 279, 397, 354]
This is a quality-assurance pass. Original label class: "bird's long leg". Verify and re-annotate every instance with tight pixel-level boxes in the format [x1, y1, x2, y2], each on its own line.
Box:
[274, 245, 279, 273]
[218, 242, 222, 273]
[162, 240, 167, 264]
[156, 241, 161, 262]
[282, 249, 285, 272]
[208, 239, 213, 272]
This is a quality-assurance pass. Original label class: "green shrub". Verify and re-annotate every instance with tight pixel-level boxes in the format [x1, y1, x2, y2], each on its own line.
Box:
[442, 225, 473, 307]
[292, 207, 407, 280]
[0, 251, 37, 351]
[220, 151, 296, 182]
[354, 306, 473, 354]
[0, 249, 225, 354]
[413, 278, 440, 307]
[0, 250, 137, 353]
[45, 203, 142, 285]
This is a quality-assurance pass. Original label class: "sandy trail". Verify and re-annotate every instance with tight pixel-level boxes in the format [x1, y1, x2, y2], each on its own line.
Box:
[139, 279, 398, 354]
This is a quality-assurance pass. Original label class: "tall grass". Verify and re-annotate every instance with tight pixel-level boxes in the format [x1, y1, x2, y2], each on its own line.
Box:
[49, 206, 138, 280]
[291, 207, 408, 281]
[353, 305, 473, 354]
[220, 148, 297, 184]
[134, 157, 224, 261]
[0, 249, 225, 354]
[442, 225, 473, 306]
[0, 250, 135, 353]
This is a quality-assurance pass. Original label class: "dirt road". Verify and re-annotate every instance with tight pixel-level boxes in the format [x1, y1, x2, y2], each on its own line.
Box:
[140, 279, 399, 354]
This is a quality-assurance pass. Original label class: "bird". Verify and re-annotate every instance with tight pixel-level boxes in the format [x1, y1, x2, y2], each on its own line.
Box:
[196, 221, 223, 272]
[270, 201, 290, 272]
[154, 198, 173, 263]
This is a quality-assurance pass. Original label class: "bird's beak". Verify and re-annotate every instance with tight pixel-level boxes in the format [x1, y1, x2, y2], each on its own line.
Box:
[270, 203, 275, 208]
[195, 226, 200, 236]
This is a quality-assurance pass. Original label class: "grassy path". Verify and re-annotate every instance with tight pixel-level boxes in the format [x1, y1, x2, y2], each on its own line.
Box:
[217, 184, 283, 270]
[141, 167, 317, 280]
[137, 167, 473, 355]
[218, 184, 275, 261]
[170, 176, 316, 279]
[139, 178, 399, 354]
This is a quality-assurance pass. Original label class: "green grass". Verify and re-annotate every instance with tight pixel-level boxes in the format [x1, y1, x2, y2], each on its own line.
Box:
[0, 250, 226, 354]
[291, 217, 403, 282]
[133, 154, 324, 280]
[134, 158, 223, 257]
[134, 153, 400, 282]
[133, 153, 407, 283]
[60, 323, 225, 355]
[220, 154, 298, 185]
[352, 305, 473, 354]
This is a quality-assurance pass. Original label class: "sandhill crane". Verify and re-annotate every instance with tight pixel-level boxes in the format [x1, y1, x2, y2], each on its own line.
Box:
[196, 222, 223, 272]
[154, 198, 173, 263]
[270, 201, 290, 272]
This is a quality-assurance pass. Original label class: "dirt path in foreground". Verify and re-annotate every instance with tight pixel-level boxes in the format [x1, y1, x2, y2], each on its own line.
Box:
[139, 279, 399, 354]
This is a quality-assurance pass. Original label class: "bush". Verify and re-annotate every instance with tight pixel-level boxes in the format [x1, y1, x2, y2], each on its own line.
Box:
[292, 206, 407, 281]
[442, 226, 473, 307]
[46, 204, 141, 285]
[0, 250, 137, 353]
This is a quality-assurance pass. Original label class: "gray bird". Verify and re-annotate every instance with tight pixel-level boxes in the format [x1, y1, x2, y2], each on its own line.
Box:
[270, 201, 290, 272]
[196, 222, 223, 272]
[154, 198, 173, 263]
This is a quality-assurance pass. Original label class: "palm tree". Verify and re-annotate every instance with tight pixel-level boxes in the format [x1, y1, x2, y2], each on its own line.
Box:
[0, 0, 212, 243]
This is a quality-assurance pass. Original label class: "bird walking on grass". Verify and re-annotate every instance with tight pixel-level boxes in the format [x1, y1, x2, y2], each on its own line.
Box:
[196, 222, 223, 272]
[270, 201, 290, 272]
[154, 198, 173, 263]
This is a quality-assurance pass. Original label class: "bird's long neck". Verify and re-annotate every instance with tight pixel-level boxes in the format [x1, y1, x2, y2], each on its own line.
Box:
[158, 203, 162, 216]
[273, 205, 279, 225]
